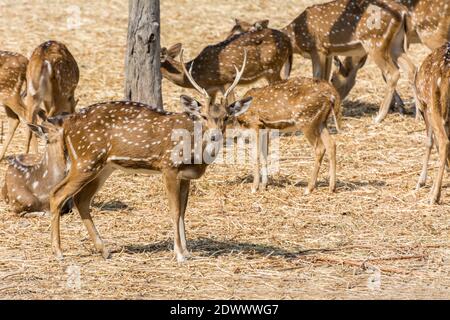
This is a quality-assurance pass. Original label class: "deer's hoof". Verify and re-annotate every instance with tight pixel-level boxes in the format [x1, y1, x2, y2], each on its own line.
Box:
[101, 248, 111, 260]
[373, 116, 383, 124]
[54, 251, 64, 261]
[176, 253, 188, 264]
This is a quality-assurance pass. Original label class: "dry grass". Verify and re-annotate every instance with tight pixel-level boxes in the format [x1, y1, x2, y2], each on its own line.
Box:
[0, 0, 449, 299]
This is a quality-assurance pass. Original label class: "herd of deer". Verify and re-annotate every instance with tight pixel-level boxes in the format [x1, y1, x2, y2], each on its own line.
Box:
[0, 0, 448, 262]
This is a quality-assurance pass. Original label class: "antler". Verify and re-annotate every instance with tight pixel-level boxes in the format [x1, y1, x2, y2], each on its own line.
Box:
[223, 49, 247, 101]
[180, 50, 210, 100]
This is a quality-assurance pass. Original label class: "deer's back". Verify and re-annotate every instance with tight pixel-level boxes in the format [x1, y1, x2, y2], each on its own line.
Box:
[416, 44, 450, 110]
[28, 40, 79, 97]
[0, 51, 28, 100]
[405, 0, 450, 49]
[64, 102, 195, 171]
[242, 77, 338, 127]
[191, 28, 291, 85]
[288, 0, 404, 54]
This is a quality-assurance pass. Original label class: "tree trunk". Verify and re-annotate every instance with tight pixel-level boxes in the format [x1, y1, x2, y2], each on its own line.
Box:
[125, 0, 163, 110]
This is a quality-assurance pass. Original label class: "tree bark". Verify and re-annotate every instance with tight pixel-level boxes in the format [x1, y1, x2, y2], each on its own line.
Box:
[125, 0, 163, 110]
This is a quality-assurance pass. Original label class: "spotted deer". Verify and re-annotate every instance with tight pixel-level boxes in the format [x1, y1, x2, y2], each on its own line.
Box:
[280, 0, 416, 123]
[414, 43, 450, 204]
[25, 40, 79, 154]
[2, 114, 71, 216]
[48, 51, 252, 262]
[161, 27, 292, 103]
[232, 77, 341, 194]
[331, 0, 449, 105]
[0, 51, 29, 160]
[401, 0, 450, 50]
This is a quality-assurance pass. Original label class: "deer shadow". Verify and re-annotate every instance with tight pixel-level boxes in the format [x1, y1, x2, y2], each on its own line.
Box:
[342, 99, 415, 119]
[93, 200, 129, 212]
[115, 237, 336, 260]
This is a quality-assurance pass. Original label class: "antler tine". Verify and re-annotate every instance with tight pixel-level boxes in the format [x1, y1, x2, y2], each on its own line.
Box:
[180, 49, 210, 99]
[223, 49, 247, 100]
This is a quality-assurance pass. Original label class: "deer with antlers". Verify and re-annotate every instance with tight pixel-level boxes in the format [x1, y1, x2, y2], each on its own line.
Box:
[161, 27, 292, 103]
[232, 77, 341, 194]
[25, 40, 79, 154]
[2, 113, 71, 216]
[331, 0, 449, 105]
[47, 51, 252, 261]
[0, 51, 29, 160]
[414, 43, 450, 204]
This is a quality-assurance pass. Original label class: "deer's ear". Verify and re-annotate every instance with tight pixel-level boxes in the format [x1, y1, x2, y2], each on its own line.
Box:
[167, 43, 182, 59]
[36, 108, 47, 122]
[27, 123, 47, 139]
[255, 19, 269, 29]
[356, 55, 368, 69]
[227, 97, 252, 117]
[333, 56, 343, 69]
[234, 18, 242, 26]
[180, 95, 202, 118]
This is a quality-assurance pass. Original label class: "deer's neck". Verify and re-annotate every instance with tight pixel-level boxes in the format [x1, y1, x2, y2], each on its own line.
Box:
[38, 144, 67, 187]
[161, 59, 191, 88]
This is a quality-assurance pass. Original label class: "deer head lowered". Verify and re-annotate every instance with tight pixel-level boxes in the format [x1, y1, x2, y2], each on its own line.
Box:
[160, 26, 292, 103]
[234, 0, 416, 123]
[25, 40, 80, 154]
[330, 0, 449, 110]
[48, 50, 252, 262]
[2, 113, 71, 216]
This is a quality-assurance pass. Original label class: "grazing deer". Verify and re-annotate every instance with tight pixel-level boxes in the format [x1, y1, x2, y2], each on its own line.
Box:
[25, 40, 79, 153]
[2, 114, 71, 216]
[48, 51, 252, 262]
[0, 51, 29, 160]
[161, 27, 292, 102]
[331, 0, 449, 105]
[278, 0, 416, 123]
[233, 77, 341, 194]
[414, 43, 450, 204]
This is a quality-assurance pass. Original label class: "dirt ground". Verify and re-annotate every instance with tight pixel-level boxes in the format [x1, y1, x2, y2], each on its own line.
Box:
[0, 0, 449, 299]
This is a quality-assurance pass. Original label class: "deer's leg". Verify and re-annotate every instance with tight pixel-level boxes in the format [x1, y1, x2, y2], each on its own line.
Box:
[0, 107, 20, 160]
[429, 116, 449, 204]
[179, 179, 191, 256]
[382, 73, 405, 114]
[260, 130, 269, 190]
[163, 169, 187, 263]
[49, 169, 97, 259]
[398, 52, 419, 118]
[73, 168, 113, 259]
[417, 112, 432, 190]
[320, 126, 337, 193]
[312, 51, 329, 80]
[252, 129, 261, 193]
[371, 51, 401, 124]
[304, 128, 326, 195]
